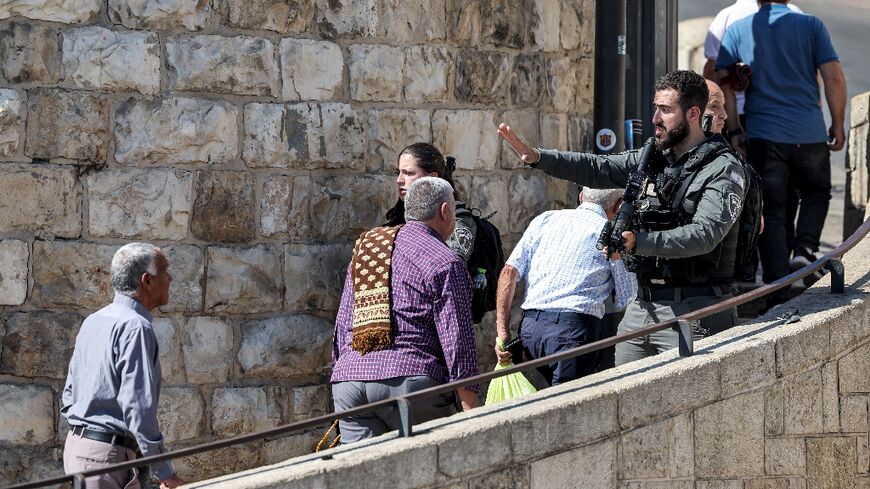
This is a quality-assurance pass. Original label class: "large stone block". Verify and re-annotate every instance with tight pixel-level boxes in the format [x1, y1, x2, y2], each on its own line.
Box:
[446, 0, 481, 46]
[323, 446, 439, 489]
[205, 245, 283, 314]
[403, 46, 449, 105]
[263, 431, 322, 464]
[619, 417, 671, 479]
[25, 88, 108, 162]
[670, 413, 693, 478]
[0, 446, 63, 488]
[284, 243, 352, 313]
[152, 317, 185, 384]
[87, 168, 192, 240]
[529, 439, 616, 488]
[531, 0, 559, 51]
[561, 0, 594, 53]
[540, 112, 568, 150]
[438, 424, 511, 478]
[568, 114, 594, 152]
[166, 35, 278, 97]
[0, 311, 80, 378]
[62, 26, 160, 95]
[0, 89, 23, 157]
[480, 0, 530, 48]
[511, 53, 544, 107]
[720, 340, 776, 398]
[190, 171, 255, 243]
[348, 44, 404, 103]
[0, 0, 101, 23]
[181, 316, 233, 384]
[292, 385, 330, 419]
[806, 437, 855, 489]
[432, 110, 499, 171]
[0, 165, 80, 238]
[171, 443, 261, 482]
[114, 96, 239, 165]
[31, 241, 115, 310]
[775, 321, 831, 378]
[369, 109, 432, 170]
[309, 175, 393, 240]
[108, 0, 212, 30]
[211, 386, 288, 437]
[694, 390, 765, 478]
[824, 361, 840, 433]
[280, 38, 343, 101]
[766, 437, 806, 476]
[499, 108, 540, 169]
[508, 173, 549, 234]
[380, 0, 446, 43]
[260, 175, 311, 238]
[783, 369, 823, 435]
[0, 384, 53, 444]
[466, 465, 530, 489]
[840, 340, 870, 394]
[237, 314, 333, 378]
[0, 239, 28, 305]
[466, 175, 510, 232]
[222, 0, 314, 33]
[851, 92, 870, 128]
[0, 22, 60, 84]
[160, 244, 204, 314]
[546, 57, 578, 113]
[841, 396, 869, 433]
[157, 387, 204, 442]
[454, 50, 510, 104]
[314, 0, 377, 38]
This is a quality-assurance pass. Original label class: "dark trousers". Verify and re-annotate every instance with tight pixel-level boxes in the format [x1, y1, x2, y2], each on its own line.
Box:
[519, 310, 601, 386]
[745, 139, 831, 284]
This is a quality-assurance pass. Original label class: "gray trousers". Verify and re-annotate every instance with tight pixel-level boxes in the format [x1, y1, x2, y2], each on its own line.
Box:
[63, 431, 140, 489]
[332, 376, 458, 443]
[615, 294, 737, 366]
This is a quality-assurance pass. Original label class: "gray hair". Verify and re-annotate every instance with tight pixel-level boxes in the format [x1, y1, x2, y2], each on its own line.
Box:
[111, 243, 159, 295]
[404, 176, 455, 222]
[581, 188, 624, 211]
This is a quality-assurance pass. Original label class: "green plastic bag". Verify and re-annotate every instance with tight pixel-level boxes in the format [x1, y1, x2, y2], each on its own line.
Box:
[485, 339, 537, 406]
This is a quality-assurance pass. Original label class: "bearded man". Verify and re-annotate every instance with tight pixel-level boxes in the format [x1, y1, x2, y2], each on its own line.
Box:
[498, 70, 746, 365]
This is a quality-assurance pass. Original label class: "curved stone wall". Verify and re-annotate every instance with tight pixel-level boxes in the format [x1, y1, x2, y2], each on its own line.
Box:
[0, 0, 594, 484]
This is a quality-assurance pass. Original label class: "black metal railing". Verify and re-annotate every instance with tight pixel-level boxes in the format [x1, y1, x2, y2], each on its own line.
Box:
[8, 216, 870, 489]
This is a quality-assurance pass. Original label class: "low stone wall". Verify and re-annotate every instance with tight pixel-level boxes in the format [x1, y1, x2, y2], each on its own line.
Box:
[0, 0, 593, 484]
[846, 92, 870, 237]
[188, 226, 870, 487]
[677, 16, 712, 75]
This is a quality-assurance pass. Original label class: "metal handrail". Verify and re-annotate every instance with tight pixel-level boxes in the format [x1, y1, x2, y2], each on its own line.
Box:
[8, 216, 870, 489]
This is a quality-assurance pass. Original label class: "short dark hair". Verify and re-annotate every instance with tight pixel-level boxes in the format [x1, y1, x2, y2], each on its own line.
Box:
[654, 70, 709, 115]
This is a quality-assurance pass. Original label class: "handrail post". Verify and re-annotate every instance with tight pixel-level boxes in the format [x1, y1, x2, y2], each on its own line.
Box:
[396, 398, 413, 437]
[826, 259, 845, 294]
[73, 474, 86, 489]
[675, 321, 693, 357]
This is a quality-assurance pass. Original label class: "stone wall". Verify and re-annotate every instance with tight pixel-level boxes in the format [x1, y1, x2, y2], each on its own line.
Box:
[846, 92, 870, 238]
[187, 214, 870, 489]
[0, 0, 593, 485]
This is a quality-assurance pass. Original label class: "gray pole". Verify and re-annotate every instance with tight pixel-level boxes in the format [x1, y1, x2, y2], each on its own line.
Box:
[593, 0, 627, 155]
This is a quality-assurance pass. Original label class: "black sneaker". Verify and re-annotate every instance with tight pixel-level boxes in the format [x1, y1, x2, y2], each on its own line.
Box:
[790, 247, 824, 287]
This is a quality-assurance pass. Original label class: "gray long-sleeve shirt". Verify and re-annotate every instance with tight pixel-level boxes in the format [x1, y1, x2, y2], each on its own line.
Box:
[61, 293, 174, 480]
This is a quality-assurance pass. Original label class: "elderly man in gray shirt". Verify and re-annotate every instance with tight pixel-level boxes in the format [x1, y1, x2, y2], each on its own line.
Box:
[61, 243, 182, 489]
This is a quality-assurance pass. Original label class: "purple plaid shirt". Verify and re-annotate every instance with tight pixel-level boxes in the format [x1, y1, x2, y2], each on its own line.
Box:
[331, 221, 480, 391]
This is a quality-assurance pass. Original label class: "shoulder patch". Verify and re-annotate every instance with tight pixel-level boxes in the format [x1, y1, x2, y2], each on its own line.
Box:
[452, 226, 475, 256]
[730, 170, 745, 190]
[728, 193, 742, 223]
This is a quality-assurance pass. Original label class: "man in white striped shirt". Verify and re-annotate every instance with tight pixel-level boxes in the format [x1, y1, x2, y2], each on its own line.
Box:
[494, 188, 637, 385]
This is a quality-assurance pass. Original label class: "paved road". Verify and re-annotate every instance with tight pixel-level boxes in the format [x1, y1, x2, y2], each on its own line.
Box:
[679, 0, 870, 249]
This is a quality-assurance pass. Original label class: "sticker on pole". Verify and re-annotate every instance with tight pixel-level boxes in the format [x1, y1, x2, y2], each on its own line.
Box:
[596, 128, 617, 152]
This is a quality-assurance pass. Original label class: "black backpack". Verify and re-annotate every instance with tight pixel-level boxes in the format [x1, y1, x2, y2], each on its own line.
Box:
[466, 210, 505, 324]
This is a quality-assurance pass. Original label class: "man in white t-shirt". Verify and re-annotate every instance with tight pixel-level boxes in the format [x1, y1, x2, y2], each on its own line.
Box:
[703, 0, 803, 117]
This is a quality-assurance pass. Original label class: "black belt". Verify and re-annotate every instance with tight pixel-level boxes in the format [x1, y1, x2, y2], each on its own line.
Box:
[522, 310, 596, 322]
[639, 285, 724, 302]
[71, 426, 139, 452]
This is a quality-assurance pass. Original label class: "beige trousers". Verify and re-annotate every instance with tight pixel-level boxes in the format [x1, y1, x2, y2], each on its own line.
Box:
[63, 431, 140, 489]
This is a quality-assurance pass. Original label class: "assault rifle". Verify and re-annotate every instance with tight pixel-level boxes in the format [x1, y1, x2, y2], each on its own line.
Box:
[596, 136, 657, 259]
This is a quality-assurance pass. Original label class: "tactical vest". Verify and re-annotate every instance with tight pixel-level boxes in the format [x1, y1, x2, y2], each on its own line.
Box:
[625, 135, 741, 287]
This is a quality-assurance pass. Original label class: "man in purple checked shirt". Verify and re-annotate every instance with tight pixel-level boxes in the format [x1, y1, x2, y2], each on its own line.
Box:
[331, 176, 479, 443]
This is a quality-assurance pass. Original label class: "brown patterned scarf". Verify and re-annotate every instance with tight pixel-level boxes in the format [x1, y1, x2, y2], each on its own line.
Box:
[351, 225, 402, 355]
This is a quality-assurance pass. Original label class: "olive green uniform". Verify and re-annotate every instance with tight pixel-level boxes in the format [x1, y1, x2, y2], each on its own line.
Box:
[534, 136, 746, 364]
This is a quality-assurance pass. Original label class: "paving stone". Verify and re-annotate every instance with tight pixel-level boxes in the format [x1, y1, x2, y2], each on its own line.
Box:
[25, 88, 108, 162]
[0, 0, 101, 23]
[694, 390, 765, 478]
[221, 0, 314, 33]
[0, 22, 60, 84]
[205, 245, 283, 314]
[0, 239, 28, 305]
[109, 0, 212, 30]
[87, 168, 192, 240]
[283, 243, 352, 313]
[31, 241, 115, 310]
[166, 35, 279, 96]
[190, 170, 255, 243]
[157, 387, 205, 442]
[0, 165, 80, 238]
[280, 38, 343, 101]
[237, 314, 333, 378]
[432, 110, 499, 172]
[62, 26, 160, 95]
[454, 50, 510, 105]
[347, 44, 404, 103]
[114, 96, 238, 166]
[181, 316, 233, 384]
[314, 0, 377, 38]
[0, 384, 53, 444]
[0, 311, 81, 379]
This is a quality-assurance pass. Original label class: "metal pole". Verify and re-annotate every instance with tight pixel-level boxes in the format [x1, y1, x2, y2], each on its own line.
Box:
[594, 0, 627, 154]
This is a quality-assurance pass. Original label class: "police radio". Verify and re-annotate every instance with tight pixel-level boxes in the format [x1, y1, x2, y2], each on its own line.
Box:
[596, 137, 657, 259]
